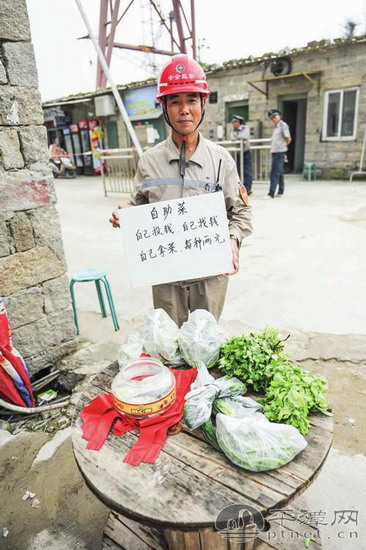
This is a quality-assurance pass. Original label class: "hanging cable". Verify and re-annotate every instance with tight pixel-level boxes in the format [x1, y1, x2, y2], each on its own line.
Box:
[179, 135, 187, 178]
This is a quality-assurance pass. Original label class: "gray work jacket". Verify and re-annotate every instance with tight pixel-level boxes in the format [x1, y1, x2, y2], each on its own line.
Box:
[130, 133, 252, 246]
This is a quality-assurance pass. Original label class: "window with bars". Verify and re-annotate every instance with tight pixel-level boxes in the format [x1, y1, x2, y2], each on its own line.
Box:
[323, 87, 359, 140]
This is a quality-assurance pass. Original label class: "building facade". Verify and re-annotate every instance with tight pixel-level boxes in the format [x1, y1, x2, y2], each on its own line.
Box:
[202, 36, 366, 178]
[43, 36, 366, 179]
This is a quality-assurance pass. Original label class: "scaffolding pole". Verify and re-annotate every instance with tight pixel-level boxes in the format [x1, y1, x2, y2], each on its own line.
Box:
[74, 0, 143, 158]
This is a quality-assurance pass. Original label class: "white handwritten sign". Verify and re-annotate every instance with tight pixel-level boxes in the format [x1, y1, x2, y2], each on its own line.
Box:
[119, 192, 233, 288]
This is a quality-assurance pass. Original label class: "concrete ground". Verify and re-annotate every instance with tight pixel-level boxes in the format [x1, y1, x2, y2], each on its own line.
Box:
[1, 175, 366, 549]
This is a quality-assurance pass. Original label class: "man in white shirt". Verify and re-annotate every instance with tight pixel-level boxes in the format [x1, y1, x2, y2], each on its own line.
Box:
[265, 109, 291, 199]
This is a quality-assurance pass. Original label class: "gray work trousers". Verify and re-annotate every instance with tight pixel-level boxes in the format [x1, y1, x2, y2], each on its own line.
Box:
[152, 275, 229, 327]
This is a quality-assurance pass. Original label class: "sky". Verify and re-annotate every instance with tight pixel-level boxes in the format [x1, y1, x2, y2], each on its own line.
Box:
[26, 0, 366, 102]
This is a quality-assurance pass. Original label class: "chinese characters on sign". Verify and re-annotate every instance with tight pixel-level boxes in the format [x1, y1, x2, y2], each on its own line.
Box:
[119, 192, 233, 288]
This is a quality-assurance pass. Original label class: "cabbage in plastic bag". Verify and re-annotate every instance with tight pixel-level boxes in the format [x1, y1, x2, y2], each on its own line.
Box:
[141, 309, 184, 365]
[184, 384, 218, 430]
[117, 331, 144, 367]
[184, 375, 246, 430]
[216, 413, 307, 471]
[213, 376, 246, 397]
[214, 395, 262, 417]
[178, 309, 228, 368]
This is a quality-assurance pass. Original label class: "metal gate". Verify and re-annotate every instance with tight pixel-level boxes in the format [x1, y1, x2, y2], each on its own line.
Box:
[215, 138, 271, 183]
[100, 148, 138, 196]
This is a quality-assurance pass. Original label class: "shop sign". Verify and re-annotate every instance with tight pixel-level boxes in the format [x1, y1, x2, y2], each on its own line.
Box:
[119, 192, 232, 288]
[43, 106, 65, 122]
[123, 85, 162, 120]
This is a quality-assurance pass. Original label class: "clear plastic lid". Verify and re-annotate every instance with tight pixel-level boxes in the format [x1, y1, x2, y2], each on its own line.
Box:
[111, 357, 176, 405]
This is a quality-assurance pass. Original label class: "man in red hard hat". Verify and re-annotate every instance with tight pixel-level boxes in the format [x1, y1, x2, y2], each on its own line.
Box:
[110, 54, 252, 327]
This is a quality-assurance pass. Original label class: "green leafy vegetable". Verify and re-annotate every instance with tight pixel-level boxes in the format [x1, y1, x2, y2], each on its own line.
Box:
[258, 361, 329, 435]
[218, 328, 330, 435]
[218, 328, 289, 392]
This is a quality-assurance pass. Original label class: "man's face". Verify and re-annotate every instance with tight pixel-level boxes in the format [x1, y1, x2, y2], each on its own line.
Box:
[166, 92, 205, 135]
[271, 114, 281, 125]
[232, 120, 241, 129]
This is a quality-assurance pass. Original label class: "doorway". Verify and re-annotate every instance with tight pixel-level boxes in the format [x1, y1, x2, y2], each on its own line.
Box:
[281, 97, 307, 173]
[107, 120, 119, 149]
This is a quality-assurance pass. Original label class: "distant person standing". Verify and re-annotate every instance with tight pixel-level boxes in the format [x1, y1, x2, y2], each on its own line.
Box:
[230, 115, 253, 195]
[264, 109, 291, 199]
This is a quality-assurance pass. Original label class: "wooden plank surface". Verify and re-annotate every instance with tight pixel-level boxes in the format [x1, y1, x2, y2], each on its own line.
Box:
[103, 495, 323, 550]
[72, 362, 333, 530]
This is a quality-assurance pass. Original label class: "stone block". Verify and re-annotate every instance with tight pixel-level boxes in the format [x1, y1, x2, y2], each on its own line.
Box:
[0, 246, 65, 296]
[9, 211, 35, 252]
[43, 275, 72, 313]
[0, 86, 43, 126]
[2, 42, 38, 87]
[46, 238, 67, 266]
[0, 170, 56, 211]
[11, 308, 76, 364]
[11, 317, 50, 357]
[25, 338, 79, 375]
[47, 308, 77, 345]
[28, 205, 62, 245]
[0, 210, 14, 222]
[0, 221, 10, 257]
[18, 125, 48, 164]
[0, 59, 7, 84]
[3, 287, 43, 329]
[0, 0, 31, 41]
[0, 128, 24, 169]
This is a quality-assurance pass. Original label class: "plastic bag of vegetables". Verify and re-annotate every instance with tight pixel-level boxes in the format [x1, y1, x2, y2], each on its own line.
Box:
[184, 384, 218, 430]
[184, 376, 246, 430]
[117, 331, 144, 367]
[216, 413, 307, 472]
[141, 309, 184, 365]
[190, 361, 215, 391]
[178, 309, 228, 368]
[214, 395, 262, 417]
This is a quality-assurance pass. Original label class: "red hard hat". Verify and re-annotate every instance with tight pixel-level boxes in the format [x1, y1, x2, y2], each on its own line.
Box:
[156, 54, 210, 102]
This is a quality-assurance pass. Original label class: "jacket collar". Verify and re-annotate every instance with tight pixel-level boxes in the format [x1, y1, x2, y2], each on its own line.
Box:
[165, 133, 205, 168]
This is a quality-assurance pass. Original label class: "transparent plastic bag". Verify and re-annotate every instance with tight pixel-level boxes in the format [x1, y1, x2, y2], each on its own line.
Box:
[117, 331, 144, 367]
[184, 384, 218, 430]
[213, 376, 246, 398]
[141, 309, 184, 365]
[216, 413, 307, 471]
[214, 395, 262, 417]
[190, 361, 215, 391]
[184, 375, 246, 430]
[178, 309, 228, 368]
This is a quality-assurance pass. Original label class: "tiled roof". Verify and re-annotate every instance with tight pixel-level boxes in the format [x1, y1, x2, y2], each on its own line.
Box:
[42, 77, 156, 107]
[42, 35, 366, 106]
[206, 35, 366, 73]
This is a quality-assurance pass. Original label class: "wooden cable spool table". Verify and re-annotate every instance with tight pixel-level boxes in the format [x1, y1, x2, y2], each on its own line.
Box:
[71, 362, 333, 550]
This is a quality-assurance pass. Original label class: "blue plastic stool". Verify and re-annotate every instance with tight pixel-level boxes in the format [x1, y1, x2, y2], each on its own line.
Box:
[302, 162, 316, 181]
[69, 268, 120, 335]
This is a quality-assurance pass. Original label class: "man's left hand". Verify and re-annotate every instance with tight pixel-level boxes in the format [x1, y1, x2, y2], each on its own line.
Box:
[226, 239, 240, 276]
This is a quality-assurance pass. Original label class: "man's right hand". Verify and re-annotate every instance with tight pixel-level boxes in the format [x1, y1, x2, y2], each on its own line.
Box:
[109, 205, 127, 228]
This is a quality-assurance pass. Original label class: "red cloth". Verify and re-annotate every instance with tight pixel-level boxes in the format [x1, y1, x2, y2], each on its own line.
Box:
[0, 368, 27, 407]
[79, 367, 197, 466]
[0, 299, 35, 407]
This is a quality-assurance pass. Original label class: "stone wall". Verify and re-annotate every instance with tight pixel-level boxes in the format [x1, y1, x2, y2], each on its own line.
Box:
[0, 0, 78, 374]
[202, 40, 366, 178]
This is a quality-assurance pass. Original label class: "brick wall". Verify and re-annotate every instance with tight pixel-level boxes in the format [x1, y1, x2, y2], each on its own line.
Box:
[0, 0, 78, 374]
